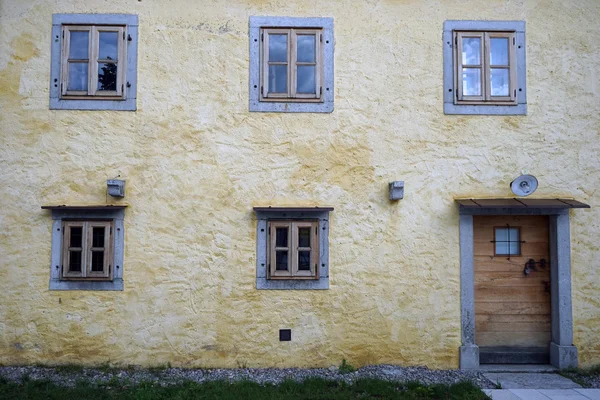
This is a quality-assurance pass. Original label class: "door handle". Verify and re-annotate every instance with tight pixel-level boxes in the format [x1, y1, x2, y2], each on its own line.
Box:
[524, 258, 547, 276]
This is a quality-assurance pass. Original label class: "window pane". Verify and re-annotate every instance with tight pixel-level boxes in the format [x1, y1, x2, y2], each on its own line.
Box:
[70, 226, 83, 248]
[495, 228, 508, 242]
[275, 251, 288, 270]
[490, 68, 510, 96]
[508, 228, 520, 255]
[297, 66, 316, 94]
[495, 228, 520, 255]
[298, 251, 311, 271]
[490, 38, 509, 65]
[69, 251, 82, 272]
[268, 65, 287, 93]
[275, 227, 288, 247]
[298, 227, 311, 247]
[297, 35, 315, 63]
[92, 227, 105, 248]
[462, 68, 481, 96]
[69, 31, 89, 59]
[461, 37, 481, 65]
[268, 34, 287, 62]
[91, 251, 104, 272]
[68, 63, 88, 91]
[98, 63, 118, 91]
[99, 31, 118, 60]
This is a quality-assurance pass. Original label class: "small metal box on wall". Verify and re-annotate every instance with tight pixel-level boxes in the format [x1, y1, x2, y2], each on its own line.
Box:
[389, 181, 404, 201]
[107, 179, 125, 197]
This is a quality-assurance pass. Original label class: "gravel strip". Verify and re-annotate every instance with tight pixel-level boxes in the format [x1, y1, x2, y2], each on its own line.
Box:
[559, 371, 600, 388]
[0, 365, 496, 389]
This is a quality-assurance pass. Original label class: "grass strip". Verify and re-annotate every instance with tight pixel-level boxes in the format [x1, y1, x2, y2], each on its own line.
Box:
[0, 377, 489, 400]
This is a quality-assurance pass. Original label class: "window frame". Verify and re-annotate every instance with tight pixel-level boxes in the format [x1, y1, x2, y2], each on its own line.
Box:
[47, 206, 125, 291]
[454, 31, 517, 105]
[249, 16, 334, 113]
[61, 25, 126, 99]
[61, 220, 114, 280]
[268, 220, 319, 279]
[254, 207, 332, 290]
[493, 226, 522, 257]
[50, 14, 138, 111]
[443, 20, 526, 115]
[260, 28, 322, 102]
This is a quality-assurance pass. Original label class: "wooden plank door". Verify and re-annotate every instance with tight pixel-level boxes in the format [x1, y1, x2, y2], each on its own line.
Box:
[473, 215, 551, 364]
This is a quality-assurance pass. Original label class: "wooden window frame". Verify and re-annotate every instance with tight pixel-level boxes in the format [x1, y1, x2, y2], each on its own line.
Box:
[260, 28, 323, 103]
[61, 220, 113, 281]
[61, 25, 126, 100]
[267, 220, 319, 280]
[454, 31, 517, 105]
[493, 226, 522, 257]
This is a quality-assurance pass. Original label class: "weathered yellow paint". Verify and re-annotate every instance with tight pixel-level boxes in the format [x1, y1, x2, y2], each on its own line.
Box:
[0, 0, 599, 369]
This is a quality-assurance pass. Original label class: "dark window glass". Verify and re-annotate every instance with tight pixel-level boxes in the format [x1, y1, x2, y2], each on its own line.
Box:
[298, 251, 310, 270]
[298, 227, 311, 247]
[91, 251, 104, 272]
[98, 63, 117, 91]
[69, 251, 82, 272]
[276, 227, 288, 247]
[92, 227, 105, 247]
[276, 251, 288, 270]
[70, 227, 83, 248]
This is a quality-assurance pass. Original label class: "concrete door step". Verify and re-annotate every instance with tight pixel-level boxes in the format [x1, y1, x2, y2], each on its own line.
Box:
[479, 364, 557, 373]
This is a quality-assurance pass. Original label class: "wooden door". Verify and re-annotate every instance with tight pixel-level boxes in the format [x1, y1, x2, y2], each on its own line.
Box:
[473, 215, 551, 364]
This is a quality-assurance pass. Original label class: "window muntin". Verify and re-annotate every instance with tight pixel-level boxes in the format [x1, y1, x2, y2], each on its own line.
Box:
[268, 220, 319, 279]
[61, 25, 126, 99]
[261, 28, 322, 102]
[494, 227, 521, 256]
[62, 221, 113, 280]
[455, 31, 516, 104]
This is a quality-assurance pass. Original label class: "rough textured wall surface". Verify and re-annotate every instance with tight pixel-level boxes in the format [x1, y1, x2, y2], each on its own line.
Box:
[0, 0, 598, 369]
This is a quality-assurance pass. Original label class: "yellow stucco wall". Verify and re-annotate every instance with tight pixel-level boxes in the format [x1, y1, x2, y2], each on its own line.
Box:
[0, 0, 598, 369]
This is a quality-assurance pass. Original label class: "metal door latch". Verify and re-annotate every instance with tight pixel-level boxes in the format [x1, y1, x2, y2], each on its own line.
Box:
[524, 258, 547, 276]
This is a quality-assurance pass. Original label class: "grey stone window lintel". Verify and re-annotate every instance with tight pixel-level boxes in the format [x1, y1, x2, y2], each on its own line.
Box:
[443, 20, 527, 115]
[49, 14, 138, 111]
[48, 208, 125, 291]
[254, 209, 331, 289]
[249, 16, 334, 113]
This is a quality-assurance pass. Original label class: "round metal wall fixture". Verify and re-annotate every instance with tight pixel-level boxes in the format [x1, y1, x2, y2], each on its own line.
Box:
[510, 175, 539, 197]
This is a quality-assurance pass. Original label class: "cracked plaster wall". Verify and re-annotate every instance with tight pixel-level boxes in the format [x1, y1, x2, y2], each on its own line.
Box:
[0, 0, 598, 368]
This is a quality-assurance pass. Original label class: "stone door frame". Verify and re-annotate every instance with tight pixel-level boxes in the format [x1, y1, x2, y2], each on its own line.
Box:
[459, 206, 578, 369]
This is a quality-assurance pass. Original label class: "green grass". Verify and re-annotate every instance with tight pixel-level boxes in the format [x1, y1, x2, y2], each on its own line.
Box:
[0, 377, 489, 400]
[338, 359, 357, 374]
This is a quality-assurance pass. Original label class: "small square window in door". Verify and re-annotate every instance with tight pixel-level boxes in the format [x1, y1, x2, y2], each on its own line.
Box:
[493, 226, 523, 257]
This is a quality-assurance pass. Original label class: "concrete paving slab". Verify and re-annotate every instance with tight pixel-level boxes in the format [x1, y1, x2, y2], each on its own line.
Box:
[484, 373, 583, 389]
[537, 389, 590, 399]
[484, 389, 521, 400]
[574, 389, 600, 400]
[509, 389, 552, 399]
[485, 389, 600, 400]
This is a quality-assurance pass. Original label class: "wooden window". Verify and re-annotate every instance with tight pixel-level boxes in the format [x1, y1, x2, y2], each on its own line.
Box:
[62, 221, 113, 280]
[261, 28, 322, 102]
[454, 31, 516, 105]
[61, 25, 126, 99]
[268, 221, 319, 279]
